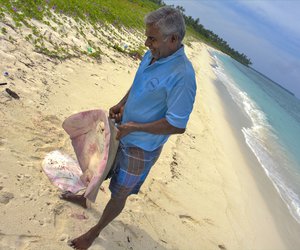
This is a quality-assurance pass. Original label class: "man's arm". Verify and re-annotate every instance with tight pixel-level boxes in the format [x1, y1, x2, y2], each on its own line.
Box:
[116, 118, 185, 140]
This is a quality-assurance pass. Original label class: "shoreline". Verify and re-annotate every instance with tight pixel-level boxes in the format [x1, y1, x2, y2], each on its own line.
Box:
[205, 47, 300, 249]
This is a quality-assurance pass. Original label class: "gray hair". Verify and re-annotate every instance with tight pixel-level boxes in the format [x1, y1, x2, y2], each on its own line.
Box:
[144, 6, 186, 42]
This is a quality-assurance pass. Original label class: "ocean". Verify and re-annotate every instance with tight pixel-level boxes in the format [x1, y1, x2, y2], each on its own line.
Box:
[210, 50, 300, 224]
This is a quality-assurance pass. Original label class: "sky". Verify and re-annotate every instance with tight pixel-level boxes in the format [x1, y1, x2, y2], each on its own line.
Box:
[164, 0, 300, 98]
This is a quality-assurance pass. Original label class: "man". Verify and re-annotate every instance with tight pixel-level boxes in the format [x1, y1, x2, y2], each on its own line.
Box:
[67, 6, 196, 249]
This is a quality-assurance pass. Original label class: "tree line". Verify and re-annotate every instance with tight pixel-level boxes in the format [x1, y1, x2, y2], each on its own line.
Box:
[149, 0, 252, 66]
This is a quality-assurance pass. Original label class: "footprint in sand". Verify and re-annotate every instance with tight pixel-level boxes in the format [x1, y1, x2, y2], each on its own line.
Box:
[15, 173, 32, 187]
[169, 135, 185, 179]
[179, 214, 197, 223]
[0, 175, 12, 204]
[170, 152, 181, 179]
[178, 214, 199, 230]
[178, 214, 209, 229]
[0, 191, 14, 204]
[179, 215, 215, 227]
[0, 232, 41, 250]
[203, 217, 215, 226]
[218, 244, 227, 250]
[49, 202, 75, 243]
[0, 137, 7, 151]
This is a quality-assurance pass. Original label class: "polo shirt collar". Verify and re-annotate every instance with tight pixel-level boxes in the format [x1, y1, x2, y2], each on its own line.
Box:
[153, 45, 185, 64]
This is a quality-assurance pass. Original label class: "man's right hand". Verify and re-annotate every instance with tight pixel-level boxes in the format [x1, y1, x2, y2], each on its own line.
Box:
[109, 104, 124, 123]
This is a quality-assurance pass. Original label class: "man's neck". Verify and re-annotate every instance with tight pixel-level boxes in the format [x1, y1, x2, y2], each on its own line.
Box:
[150, 44, 182, 65]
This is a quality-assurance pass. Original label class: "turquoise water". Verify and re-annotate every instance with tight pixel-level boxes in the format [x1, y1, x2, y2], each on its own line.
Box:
[211, 51, 300, 223]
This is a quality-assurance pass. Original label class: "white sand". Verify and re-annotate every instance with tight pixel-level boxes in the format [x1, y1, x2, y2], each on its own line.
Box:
[1, 13, 300, 250]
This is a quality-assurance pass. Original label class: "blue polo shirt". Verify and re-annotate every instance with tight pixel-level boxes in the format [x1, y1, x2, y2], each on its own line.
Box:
[120, 46, 196, 151]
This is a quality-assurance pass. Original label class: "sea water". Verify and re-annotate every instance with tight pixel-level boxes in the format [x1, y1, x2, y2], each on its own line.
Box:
[210, 51, 300, 224]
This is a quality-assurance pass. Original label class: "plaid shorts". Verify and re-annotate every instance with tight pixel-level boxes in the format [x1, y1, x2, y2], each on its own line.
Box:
[109, 144, 162, 198]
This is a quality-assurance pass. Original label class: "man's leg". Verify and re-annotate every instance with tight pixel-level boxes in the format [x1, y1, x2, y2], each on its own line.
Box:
[69, 195, 127, 249]
[69, 145, 161, 249]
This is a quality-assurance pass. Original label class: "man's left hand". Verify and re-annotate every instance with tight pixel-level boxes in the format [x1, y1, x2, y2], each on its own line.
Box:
[116, 122, 138, 140]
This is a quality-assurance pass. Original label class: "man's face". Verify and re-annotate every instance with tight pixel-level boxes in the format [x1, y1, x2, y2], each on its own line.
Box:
[144, 24, 174, 60]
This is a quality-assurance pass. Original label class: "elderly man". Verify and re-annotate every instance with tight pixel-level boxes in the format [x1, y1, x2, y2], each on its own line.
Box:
[68, 6, 196, 249]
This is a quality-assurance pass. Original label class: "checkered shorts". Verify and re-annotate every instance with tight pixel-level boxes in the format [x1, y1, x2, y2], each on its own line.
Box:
[109, 144, 162, 198]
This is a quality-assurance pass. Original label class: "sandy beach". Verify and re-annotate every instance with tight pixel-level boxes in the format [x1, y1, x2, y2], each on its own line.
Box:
[1, 12, 300, 250]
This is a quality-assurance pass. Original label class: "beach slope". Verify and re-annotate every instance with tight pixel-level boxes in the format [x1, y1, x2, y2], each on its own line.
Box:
[0, 13, 299, 250]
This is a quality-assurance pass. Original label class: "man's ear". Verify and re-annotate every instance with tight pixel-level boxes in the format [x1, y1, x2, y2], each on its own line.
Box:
[170, 34, 179, 45]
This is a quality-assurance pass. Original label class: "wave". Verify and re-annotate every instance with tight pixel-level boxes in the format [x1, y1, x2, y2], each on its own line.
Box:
[243, 128, 300, 223]
[211, 52, 300, 224]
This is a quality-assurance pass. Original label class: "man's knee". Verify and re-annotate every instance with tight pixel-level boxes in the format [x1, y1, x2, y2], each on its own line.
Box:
[111, 194, 127, 201]
[111, 185, 133, 200]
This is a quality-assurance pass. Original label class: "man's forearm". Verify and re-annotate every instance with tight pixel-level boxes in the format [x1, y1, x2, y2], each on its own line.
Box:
[134, 118, 185, 135]
[116, 118, 185, 140]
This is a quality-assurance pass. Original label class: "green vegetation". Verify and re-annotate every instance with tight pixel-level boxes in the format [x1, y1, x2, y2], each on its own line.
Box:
[113, 44, 125, 53]
[128, 45, 147, 60]
[0, 0, 251, 65]
[182, 10, 252, 65]
[0, 0, 157, 28]
[0, 0, 157, 61]
[89, 50, 102, 62]
[1, 27, 7, 34]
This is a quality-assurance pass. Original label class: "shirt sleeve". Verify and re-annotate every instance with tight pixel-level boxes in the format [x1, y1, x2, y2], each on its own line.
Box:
[166, 76, 196, 129]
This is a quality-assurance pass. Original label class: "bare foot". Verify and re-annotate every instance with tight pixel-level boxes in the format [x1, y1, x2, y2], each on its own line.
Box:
[69, 226, 100, 249]
[59, 191, 87, 209]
